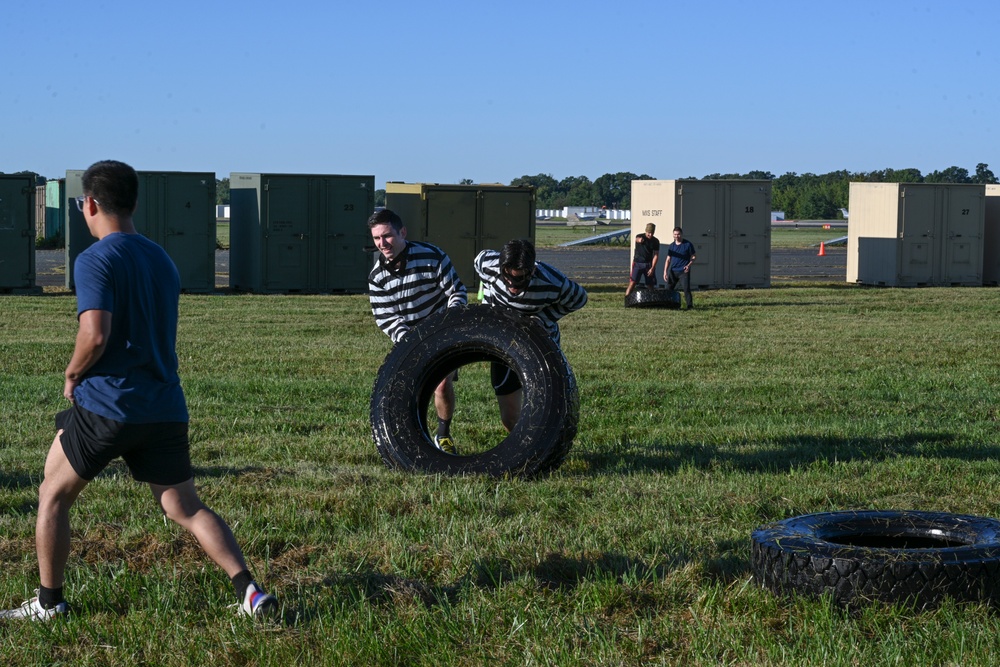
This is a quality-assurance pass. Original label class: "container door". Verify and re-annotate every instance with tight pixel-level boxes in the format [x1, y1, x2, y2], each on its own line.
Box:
[940, 188, 983, 285]
[0, 177, 34, 288]
[64, 170, 93, 289]
[480, 189, 534, 247]
[425, 189, 478, 287]
[899, 187, 935, 285]
[160, 174, 216, 292]
[678, 183, 720, 288]
[479, 189, 535, 285]
[323, 177, 372, 292]
[263, 176, 311, 290]
[726, 183, 770, 286]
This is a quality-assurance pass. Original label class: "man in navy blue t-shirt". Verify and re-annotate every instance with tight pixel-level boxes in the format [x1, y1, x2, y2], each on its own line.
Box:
[663, 226, 697, 310]
[1, 160, 277, 621]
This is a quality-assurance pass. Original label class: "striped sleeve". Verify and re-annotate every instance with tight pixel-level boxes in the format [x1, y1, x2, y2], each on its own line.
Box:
[369, 242, 467, 343]
[474, 249, 587, 346]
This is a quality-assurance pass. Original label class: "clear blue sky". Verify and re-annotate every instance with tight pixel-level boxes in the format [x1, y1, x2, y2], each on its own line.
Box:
[2, 0, 997, 186]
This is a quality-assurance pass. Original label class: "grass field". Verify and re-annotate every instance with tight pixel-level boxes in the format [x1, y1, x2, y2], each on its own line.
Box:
[2, 284, 999, 665]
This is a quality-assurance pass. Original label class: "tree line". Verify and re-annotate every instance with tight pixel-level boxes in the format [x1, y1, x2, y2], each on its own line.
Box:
[10, 166, 995, 221]
[502, 163, 998, 219]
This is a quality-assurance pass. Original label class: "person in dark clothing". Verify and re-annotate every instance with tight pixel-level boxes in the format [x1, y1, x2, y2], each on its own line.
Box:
[663, 226, 697, 309]
[625, 223, 660, 297]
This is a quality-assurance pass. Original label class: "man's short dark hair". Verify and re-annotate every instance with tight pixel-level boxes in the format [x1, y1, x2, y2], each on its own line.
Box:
[674, 226, 683, 233]
[499, 238, 536, 273]
[81, 160, 139, 218]
[367, 208, 404, 231]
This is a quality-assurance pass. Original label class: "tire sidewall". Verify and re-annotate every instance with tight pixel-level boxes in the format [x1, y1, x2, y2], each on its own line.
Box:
[371, 305, 578, 477]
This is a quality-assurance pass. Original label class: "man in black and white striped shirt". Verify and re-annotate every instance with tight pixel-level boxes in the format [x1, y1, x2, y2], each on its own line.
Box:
[368, 210, 467, 453]
[474, 239, 588, 431]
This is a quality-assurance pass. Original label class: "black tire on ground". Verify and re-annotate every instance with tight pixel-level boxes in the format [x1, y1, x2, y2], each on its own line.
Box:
[624, 286, 681, 309]
[370, 305, 578, 478]
[751, 510, 1000, 608]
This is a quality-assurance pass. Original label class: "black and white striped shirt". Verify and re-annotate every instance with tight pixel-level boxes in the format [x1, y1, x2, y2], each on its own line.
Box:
[369, 241, 467, 343]
[474, 249, 588, 346]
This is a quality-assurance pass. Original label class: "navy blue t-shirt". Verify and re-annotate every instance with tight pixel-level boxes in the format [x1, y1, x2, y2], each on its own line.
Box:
[666, 239, 696, 273]
[72, 232, 188, 424]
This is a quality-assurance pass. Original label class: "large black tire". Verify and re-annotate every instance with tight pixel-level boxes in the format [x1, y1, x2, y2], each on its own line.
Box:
[370, 305, 578, 478]
[624, 286, 681, 309]
[751, 510, 1000, 608]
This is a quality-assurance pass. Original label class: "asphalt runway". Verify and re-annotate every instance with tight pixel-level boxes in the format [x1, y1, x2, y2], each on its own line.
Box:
[32, 245, 847, 291]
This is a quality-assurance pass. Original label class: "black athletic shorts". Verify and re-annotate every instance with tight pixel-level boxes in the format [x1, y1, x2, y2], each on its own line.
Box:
[56, 404, 193, 485]
[490, 362, 522, 396]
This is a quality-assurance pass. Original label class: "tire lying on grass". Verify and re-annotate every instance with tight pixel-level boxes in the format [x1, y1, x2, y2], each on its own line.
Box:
[370, 305, 578, 478]
[624, 286, 681, 309]
[751, 510, 1000, 608]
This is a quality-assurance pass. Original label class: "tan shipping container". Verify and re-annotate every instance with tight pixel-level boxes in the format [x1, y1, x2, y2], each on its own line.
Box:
[630, 179, 771, 289]
[985, 184, 1000, 286]
[847, 182, 985, 286]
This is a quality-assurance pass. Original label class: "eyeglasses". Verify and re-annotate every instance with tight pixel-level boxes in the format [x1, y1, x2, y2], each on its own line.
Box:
[500, 267, 533, 292]
[74, 195, 100, 212]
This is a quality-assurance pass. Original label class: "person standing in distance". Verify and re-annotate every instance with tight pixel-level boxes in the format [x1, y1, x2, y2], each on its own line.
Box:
[368, 209, 467, 453]
[475, 239, 588, 431]
[664, 226, 697, 310]
[625, 223, 660, 297]
[1, 160, 277, 621]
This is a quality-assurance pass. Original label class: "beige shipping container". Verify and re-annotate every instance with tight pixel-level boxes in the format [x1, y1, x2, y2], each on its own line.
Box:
[985, 184, 1000, 285]
[630, 179, 771, 289]
[847, 182, 985, 286]
[385, 183, 535, 287]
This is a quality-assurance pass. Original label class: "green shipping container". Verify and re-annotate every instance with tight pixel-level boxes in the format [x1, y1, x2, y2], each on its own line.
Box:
[230, 173, 374, 293]
[0, 174, 40, 292]
[44, 179, 66, 241]
[384, 183, 536, 287]
[65, 170, 217, 292]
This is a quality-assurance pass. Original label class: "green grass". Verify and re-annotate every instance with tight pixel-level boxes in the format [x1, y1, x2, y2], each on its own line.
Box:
[2, 285, 1000, 665]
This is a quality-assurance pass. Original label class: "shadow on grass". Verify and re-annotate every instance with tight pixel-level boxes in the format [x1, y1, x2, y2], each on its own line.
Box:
[279, 549, 720, 625]
[576, 432, 997, 476]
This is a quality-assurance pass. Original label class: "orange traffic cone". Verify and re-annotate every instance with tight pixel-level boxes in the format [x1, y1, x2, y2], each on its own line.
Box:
[817, 242, 826, 257]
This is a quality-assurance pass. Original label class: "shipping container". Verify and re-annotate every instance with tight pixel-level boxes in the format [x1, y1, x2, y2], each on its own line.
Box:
[847, 182, 985, 286]
[230, 173, 374, 293]
[44, 179, 65, 242]
[630, 179, 771, 289]
[0, 174, 41, 293]
[65, 171, 217, 291]
[35, 185, 46, 239]
[985, 184, 1000, 286]
[385, 183, 535, 287]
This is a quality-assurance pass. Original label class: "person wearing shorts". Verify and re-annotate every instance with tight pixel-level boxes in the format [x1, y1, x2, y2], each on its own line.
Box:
[1, 160, 278, 622]
[475, 239, 588, 431]
[625, 223, 660, 297]
[368, 208, 467, 453]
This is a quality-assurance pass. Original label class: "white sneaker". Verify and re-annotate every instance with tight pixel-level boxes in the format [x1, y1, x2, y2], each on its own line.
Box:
[0, 592, 68, 621]
[239, 582, 278, 618]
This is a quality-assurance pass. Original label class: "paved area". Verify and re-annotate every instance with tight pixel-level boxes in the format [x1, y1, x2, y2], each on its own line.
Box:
[32, 245, 847, 291]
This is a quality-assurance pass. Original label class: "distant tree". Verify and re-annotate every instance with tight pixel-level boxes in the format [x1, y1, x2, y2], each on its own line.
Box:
[510, 174, 559, 208]
[459, 178, 474, 185]
[374, 189, 386, 207]
[216, 177, 230, 205]
[798, 188, 839, 219]
[593, 172, 646, 209]
[973, 163, 998, 184]
[557, 175, 594, 208]
[925, 166, 971, 183]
